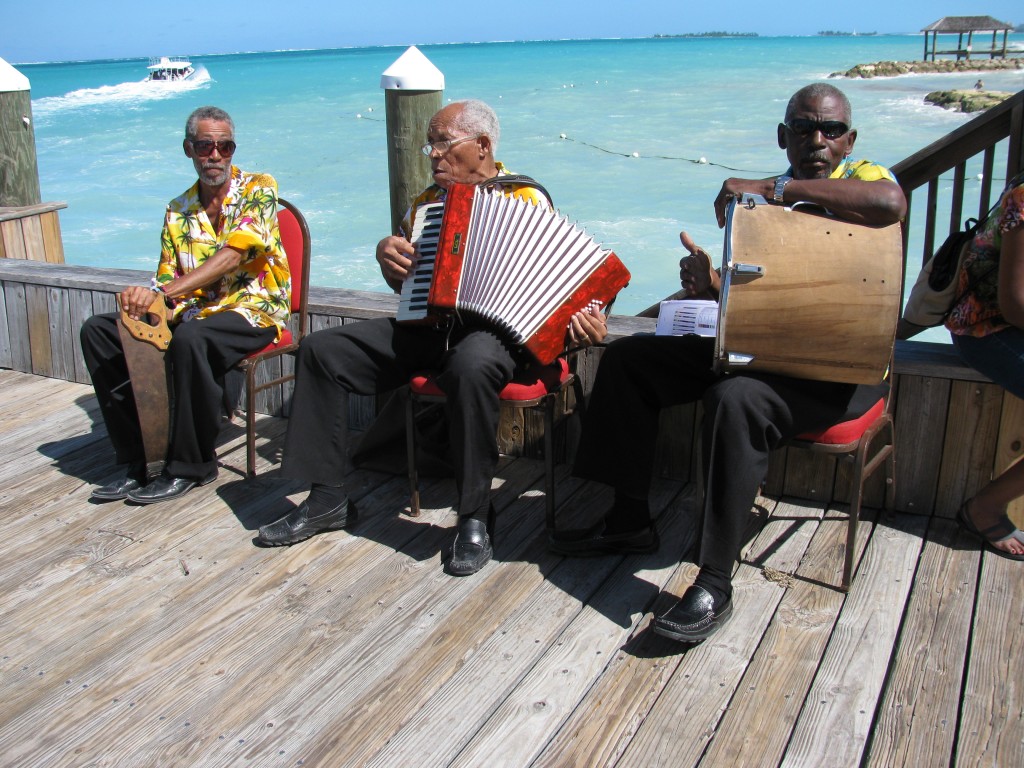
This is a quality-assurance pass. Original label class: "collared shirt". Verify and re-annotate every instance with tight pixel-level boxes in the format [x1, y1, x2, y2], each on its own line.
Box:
[154, 166, 291, 337]
[400, 162, 549, 237]
[946, 180, 1024, 337]
[828, 158, 898, 183]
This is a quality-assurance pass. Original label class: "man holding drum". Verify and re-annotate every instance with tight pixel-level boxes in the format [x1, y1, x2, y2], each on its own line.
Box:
[552, 83, 906, 643]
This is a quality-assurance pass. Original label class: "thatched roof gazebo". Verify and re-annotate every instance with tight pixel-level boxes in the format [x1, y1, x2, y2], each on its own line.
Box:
[921, 16, 1015, 61]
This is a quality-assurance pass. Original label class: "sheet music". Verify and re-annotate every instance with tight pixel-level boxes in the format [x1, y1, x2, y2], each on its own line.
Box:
[396, 199, 446, 322]
[655, 299, 718, 337]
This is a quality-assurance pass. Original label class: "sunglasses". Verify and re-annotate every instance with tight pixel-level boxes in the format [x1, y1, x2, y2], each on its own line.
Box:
[784, 119, 850, 140]
[189, 139, 237, 157]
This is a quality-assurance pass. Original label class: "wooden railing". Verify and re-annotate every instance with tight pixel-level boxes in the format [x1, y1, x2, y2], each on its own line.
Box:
[892, 89, 1024, 288]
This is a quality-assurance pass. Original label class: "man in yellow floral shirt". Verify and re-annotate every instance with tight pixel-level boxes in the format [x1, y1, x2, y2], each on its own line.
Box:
[82, 106, 290, 505]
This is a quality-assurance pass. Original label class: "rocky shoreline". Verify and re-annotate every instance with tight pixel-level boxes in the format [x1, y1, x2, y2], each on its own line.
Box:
[831, 57, 1023, 79]
[923, 89, 1014, 113]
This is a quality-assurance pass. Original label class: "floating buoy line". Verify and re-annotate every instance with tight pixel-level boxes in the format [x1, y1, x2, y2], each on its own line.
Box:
[353, 113, 1007, 184]
[557, 134, 777, 174]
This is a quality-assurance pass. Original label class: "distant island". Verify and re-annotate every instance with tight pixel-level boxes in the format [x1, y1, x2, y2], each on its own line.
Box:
[818, 31, 877, 37]
[653, 32, 759, 38]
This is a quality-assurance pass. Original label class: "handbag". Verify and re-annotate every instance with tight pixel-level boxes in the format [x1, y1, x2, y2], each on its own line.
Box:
[901, 173, 1024, 328]
[901, 223, 980, 327]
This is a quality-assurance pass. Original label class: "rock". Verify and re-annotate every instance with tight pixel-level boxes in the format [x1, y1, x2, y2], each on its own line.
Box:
[924, 89, 1013, 113]
[831, 57, 1024, 79]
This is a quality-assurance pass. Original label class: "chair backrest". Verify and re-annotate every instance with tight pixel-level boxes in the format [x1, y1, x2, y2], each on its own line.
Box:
[278, 197, 311, 340]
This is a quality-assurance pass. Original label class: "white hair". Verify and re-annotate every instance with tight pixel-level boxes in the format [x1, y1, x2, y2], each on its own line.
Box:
[451, 99, 500, 155]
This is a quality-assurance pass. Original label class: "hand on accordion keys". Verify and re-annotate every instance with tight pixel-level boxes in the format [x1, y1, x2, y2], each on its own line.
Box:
[567, 303, 608, 348]
[678, 231, 720, 301]
[376, 234, 416, 294]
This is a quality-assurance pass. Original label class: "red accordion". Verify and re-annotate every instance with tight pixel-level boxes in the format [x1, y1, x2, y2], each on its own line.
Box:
[397, 182, 631, 364]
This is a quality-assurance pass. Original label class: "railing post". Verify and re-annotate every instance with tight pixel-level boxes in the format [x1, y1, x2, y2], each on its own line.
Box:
[0, 57, 40, 207]
[380, 47, 444, 237]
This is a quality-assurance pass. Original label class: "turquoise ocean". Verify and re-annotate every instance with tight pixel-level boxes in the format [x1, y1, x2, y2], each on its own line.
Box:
[19, 36, 1024, 340]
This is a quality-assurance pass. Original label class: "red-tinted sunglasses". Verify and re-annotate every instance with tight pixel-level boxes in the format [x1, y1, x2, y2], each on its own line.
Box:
[189, 139, 236, 157]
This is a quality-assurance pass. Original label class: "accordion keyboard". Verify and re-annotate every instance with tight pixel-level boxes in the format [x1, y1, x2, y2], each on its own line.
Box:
[396, 200, 446, 322]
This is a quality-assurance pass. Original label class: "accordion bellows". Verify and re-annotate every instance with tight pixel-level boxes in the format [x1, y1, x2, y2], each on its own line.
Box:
[398, 182, 631, 364]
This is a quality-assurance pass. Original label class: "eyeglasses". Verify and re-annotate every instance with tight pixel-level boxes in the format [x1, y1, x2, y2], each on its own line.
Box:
[784, 119, 850, 140]
[420, 134, 481, 156]
[189, 139, 237, 157]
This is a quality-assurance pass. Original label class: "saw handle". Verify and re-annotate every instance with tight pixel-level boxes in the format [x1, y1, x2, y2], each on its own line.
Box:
[118, 291, 172, 350]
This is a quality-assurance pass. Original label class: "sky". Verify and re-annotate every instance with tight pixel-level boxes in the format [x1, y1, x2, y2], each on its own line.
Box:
[3, 1, 1021, 64]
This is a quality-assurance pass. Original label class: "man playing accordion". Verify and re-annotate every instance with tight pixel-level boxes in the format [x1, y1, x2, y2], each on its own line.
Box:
[258, 100, 608, 576]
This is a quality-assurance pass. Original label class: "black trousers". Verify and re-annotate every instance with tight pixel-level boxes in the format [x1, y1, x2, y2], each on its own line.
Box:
[572, 335, 863, 576]
[281, 318, 517, 518]
[80, 311, 275, 479]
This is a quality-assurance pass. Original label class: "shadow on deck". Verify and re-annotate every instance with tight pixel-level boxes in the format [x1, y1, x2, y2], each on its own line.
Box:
[0, 370, 1020, 767]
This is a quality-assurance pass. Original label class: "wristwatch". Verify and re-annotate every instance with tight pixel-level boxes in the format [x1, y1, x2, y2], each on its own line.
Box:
[773, 175, 792, 203]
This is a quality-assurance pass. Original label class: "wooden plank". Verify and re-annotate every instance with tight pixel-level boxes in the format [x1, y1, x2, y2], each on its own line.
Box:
[995, 392, 1024, 527]
[25, 283, 53, 378]
[936, 380, 1002, 519]
[654, 402, 698, 482]
[696, 508, 869, 768]
[69, 289, 94, 384]
[4, 281, 31, 372]
[954, 548, 1024, 767]
[0, 202, 68, 221]
[893, 374, 950, 515]
[363, 481, 694, 768]
[0, 278, 11, 369]
[894, 339, 990, 382]
[780, 513, 928, 768]
[865, 519, 979, 768]
[39, 210, 65, 264]
[19, 214, 45, 262]
[0, 218, 28, 260]
[782, 448, 836, 504]
[46, 286, 73, 382]
[450, 487, 700, 768]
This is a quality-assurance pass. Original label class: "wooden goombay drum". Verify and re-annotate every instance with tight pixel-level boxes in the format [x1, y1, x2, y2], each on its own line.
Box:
[714, 194, 903, 385]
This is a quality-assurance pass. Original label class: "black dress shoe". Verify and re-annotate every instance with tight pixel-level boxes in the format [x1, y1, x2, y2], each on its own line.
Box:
[445, 512, 494, 576]
[548, 521, 659, 557]
[91, 473, 147, 502]
[126, 470, 217, 505]
[256, 498, 358, 547]
[653, 585, 734, 644]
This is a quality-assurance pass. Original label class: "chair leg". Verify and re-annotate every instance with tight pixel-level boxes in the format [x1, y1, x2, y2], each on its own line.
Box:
[245, 365, 258, 478]
[544, 394, 556, 533]
[405, 392, 421, 517]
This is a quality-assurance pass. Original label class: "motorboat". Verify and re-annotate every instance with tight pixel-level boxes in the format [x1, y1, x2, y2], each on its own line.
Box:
[146, 56, 197, 82]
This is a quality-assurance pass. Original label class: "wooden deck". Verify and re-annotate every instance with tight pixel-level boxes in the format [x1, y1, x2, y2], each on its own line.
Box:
[0, 368, 1021, 767]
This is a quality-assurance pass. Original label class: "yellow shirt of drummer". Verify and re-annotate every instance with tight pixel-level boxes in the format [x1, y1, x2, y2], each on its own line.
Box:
[155, 166, 291, 337]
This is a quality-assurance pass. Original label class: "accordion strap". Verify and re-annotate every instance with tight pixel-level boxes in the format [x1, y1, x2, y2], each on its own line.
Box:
[479, 174, 554, 208]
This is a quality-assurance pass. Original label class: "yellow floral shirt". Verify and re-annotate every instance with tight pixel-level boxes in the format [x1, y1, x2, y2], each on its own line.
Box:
[154, 166, 291, 338]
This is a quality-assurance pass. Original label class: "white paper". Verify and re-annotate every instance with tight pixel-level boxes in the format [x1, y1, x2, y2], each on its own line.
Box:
[655, 299, 718, 337]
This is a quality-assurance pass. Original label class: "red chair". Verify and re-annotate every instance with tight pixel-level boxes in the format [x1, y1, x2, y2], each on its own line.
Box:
[405, 357, 584, 530]
[236, 198, 311, 476]
[789, 381, 895, 591]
